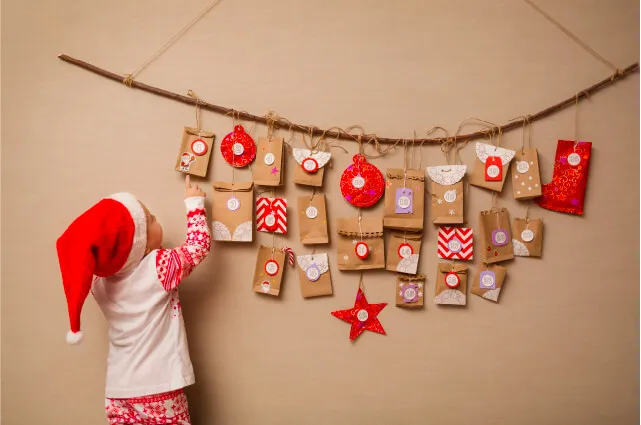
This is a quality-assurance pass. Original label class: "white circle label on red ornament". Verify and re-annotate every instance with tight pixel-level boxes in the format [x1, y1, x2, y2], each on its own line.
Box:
[397, 195, 411, 209]
[305, 206, 318, 219]
[357, 309, 369, 322]
[486, 165, 501, 178]
[265, 213, 276, 227]
[265, 260, 279, 276]
[444, 190, 457, 203]
[352, 176, 366, 189]
[398, 243, 413, 259]
[191, 139, 208, 156]
[232, 142, 245, 155]
[481, 274, 495, 287]
[227, 197, 240, 211]
[568, 152, 581, 166]
[521, 229, 534, 242]
[260, 281, 271, 293]
[355, 242, 369, 259]
[445, 272, 460, 289]
[264, 153, 275, 165]
[516, 161, 530, 174]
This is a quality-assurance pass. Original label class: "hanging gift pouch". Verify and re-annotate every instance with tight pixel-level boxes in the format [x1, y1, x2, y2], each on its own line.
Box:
[297, 253, 333, 298]
[437, 227, 473, 260]
[252, 245, 286, 296]
[293, 148, 331, 187]
[470, 143, 516, 192]
[253, 136, 285, 186]
[434, 263, 468, 306]
[426, 165, 466, 224]
[396, 274, 426, 308]
[383, 168, 424, 231]
[471, 264, 507, 303]
[175, 127, 215, 177]
[512, 217, 543, 257]
[386, 231, 422, 275]
[298, 194, 329, 245]
[512, 148, 542, 200]
[479, 207, 514, 263]
[336, 217, 385, 271]
[256, 197, 287, 234]
[211, 181, 254, 242]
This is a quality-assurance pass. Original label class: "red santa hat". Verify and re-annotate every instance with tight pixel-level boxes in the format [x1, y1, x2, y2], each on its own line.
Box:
[56, 192, 147, 344]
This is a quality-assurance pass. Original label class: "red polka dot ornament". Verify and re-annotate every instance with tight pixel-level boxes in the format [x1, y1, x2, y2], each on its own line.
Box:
[221, 124, 256, 167]
[340, 154, 385, 208]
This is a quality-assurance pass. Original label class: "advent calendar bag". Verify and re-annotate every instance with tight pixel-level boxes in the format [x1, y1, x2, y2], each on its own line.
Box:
[471, 264, 507, 303]
[511, 148, 542, 200]
[434, 263, 467, 306]
[479, 208, 514, 263]
[426, 165, 466, 224]
[511, 217, 543, 257]
[256, 197, 287, 234]
[383, 168, 425, 231]
[297, 253, 333, 298]
[297, 194, 329, 245]
[211, 181, 254, 242]
[252, 245, 286, 297]
[174, 127, 215, 177]
[469, 143, 516, 192]
[336, 217, 385, 271]
[252, 137, 285, 186]
[292, 148, 331, 187]
[396, 274, 425, 308]
[386, 231, 422, 275]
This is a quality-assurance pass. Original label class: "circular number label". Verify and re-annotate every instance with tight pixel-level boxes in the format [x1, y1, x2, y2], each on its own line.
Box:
[445, 272, 460, 289]
[355, 242, 370, 259]
[403, 287, 417, 300]
[302, 158, 319, 173]
[260, 281, 271, 293]
[444, 190, 457, 203]
[227, 197, 240, 211]
[398, 243, 414, 259]
[516, 161, 530, 174]
[191, 139, 208, 156]
[352, 176, 366, 189]
[448, 239, 462, 253]
[306, 265, 321, 282]
[232, 142, 245, 155]
[492, 229, 508, 246]
[265, 213, 276, 228]
[305, 206, 318, 219]
[568, 152, 581, 166]
[397, 195, 411, 209]
[264, 153, 275, 165]
[486, 164, 501, 178]
[264, 260, 279, 276]
[356, 309, 369, 322]
[521, 229, 534, 242]
[481, 274, 495, 288]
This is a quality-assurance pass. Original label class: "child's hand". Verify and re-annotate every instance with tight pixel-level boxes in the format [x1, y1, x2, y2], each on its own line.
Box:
[185, 175, 205, 198]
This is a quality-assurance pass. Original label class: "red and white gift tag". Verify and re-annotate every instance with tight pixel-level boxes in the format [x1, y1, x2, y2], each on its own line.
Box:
[256, 197, 287, 234]
[437, 227, 473, 260]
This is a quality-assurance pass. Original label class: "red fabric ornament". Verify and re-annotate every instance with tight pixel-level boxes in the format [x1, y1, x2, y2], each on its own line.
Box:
[331, 287, 387, 341]
[340, 154, 385, 208]
[220, 125, 256, 167]
[536, 140, 592, 215]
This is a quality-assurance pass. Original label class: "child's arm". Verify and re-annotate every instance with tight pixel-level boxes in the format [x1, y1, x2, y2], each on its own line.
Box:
[156, 177, 211, 291]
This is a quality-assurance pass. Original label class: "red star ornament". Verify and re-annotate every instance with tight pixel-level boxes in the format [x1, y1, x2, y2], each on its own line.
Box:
[331, 288, 387, 341]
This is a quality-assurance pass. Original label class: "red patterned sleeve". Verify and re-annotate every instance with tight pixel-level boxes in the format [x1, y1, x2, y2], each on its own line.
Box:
[156, 197, 211, 291]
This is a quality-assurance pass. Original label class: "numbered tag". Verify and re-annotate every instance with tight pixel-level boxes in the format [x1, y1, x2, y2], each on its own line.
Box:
[444, 189, 457, 203]
[395, 188, 413, 214]
[227, 196, 240, 211]
[398, 243, 414, 259]
[305, 206, 318, 219]
[352, 176, 366, 189]
[516, 161, 529, 174]
[264, 152, 275, 165]
[492, 228, 509, 246]
[485, 156, 502, 181]
[403, 287, 418, 303]
[447, 237, 462, 253]
[355, 242, 370, 259]
[357, 309, 369, 322]
[480, 270, 496, 289]
[521, 229, 534, 242]
[445, 272, 460, 289]
[232, 142, 245, 155]
[264, 260, 280, 276]
[265, 213, 277, 228]
[302, 158, 319, 173]
[306, 264, 321, 282]
[191, 139, 208, 156]
[260, 281, 271, 293]
[568, 152, 581, 166]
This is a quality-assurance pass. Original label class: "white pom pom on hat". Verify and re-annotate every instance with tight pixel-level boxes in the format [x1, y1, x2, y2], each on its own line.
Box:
[66, 330, 83, 345]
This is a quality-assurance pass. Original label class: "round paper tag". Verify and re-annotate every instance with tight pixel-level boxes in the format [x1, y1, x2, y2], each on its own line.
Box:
[302, 158, 319, 173]
[444, 190, 457, 203]
[232, 142, 245, 155]
[227, 197, 240, 211]
[445, 272, 460, 289]
[521, 229, 534, 242]
[492, 229, 509, 246]
[306, 265, 321, 282]
[352, 176, 366, 189]
[397, 195, 411, 210]
[265, 213, 276, 228]
[191, 139, 208, 156]
[568, 152, 581, 166]
[486, 165, 501, 178]
[260, 281, 271, 293]
[356, 309, 369, 322]
[265, 260, 279, 276]
[398, 243, 413, 259]
[403, 287, 417, 301]
[305, 206, 318, 219]
[448, 238, 462, 253]
[481, 274, 495, 288]
[264, 153, 275, 165]
[516, 161, 530, 174]
[355, 242, 370, 259]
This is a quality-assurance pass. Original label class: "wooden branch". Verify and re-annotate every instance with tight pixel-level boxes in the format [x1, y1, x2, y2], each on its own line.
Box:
[58, 54, 638, 144]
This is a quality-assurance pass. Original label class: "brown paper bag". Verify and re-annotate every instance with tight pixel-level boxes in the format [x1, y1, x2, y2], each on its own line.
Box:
[386, 231, 422, 275]
[434, 263, 467, 305]
[479, 208, 514, 263]
[434, 263, 468, 306]
[383, 168, 425, 231]
[426, 165, 466, 224]
[252, 245, 286, 296]
[211, 181, 254, 242]
[396, 274, 425, 308]
[469, 143, 516, 192]
[297, 253, 333, 298]
[511, 217, 543, 257]
[292, 148, 331, 187]
[174, 126, 215, 177]
[471, 264, 507, 303]
[511, 148, 542, 200]
[336, 217, 385, 270]
[297, 194, 329, 245]
[252, 137, 284, 186]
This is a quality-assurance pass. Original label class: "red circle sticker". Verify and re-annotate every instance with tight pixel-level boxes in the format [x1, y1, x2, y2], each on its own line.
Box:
[398, 243, 414, 259]
[302, 157, 319, 173]
[445, 272, 460, 289]
[191, 139, 208, 156]
[355, 242, 370, 259]
[264, 260, 280, 276]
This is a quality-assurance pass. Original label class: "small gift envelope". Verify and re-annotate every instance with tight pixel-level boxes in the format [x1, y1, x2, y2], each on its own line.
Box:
[297, 253, 333, 298]
[396, 274, 426, 308]
[252, 137, 285, 186]
[292, 148, 331, 187]
[383, 168, 425, 231]
[512, 148, 542, 200]
[252, 245, 286, 297]
[479, 208, 514, 263]
[386, 231, 422, 275]
[336, 217, 385, 271]
[471, 264, 507, 303]
[469, 143, 516, 192]
[512, 217, 543, 257]
[437, 227, 473, 260]
[212, 181, 254, 242]
[434, 263, 468, 306]
[298, 194, 329, 245]
[175, 126, 215, 177]
[426, 165, 466, 224]
[256, 197, 287, 234]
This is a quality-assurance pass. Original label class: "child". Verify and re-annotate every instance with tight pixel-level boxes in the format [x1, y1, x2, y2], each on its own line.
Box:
[56, 176, 211, 425]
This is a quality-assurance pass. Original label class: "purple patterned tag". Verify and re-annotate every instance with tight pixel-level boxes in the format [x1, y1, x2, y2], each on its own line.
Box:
[395, 188, 413, 214]
[491, 228, 509, 246]
[480, 270, 496, 289]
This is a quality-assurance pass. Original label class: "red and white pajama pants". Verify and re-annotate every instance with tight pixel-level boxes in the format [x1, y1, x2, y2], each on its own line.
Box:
[105, 389, 191, 425]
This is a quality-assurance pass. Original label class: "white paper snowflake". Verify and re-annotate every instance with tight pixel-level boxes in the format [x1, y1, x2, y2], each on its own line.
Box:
[399, 282, 403, 287]
[535, 183, 539, 187]
[448, 209, 456, 216]
[530, 161, 534, 165]
[343, 255, 350, 261]
[528, 187, 532, 190]
[418, 282, 423, 288]
[529, 176, 532, 180]
[514, 175, 518, 179]
[399, 291, 403, 296]
[437, 198, 443, 204]
[418, 291, 423, 297]
[352, 239, 358, 245]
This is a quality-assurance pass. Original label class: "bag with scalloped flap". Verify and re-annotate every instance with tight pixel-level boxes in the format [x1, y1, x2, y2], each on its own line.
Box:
[383, 168, 424, 231]
[211, 181, 254, 242]
[292, 147, 331, 187]
[426, 165, 466, 224]
[386, 231, 422, 275]
[297, 253, 333, 298]
[336, 217, 385, 271]
[434, 263, 468, 306]
[469, 143, 516, 192]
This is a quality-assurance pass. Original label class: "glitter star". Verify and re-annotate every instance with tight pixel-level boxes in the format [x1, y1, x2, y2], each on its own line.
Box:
[331, 288, 387, 341]
[271, 167, 279, 175]
[437, 199, 444, 204]
[448, 209, 456, 216]
[386, 180, 393, 188]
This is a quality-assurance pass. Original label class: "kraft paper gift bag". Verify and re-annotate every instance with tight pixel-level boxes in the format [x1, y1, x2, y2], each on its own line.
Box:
[337, 217, 385, 271]
[437, 227, 473, 260]
[175, 126, 215, 177]
[252, 136, 285, 186]
[396, 274, 426, 308]
[511, 217, 543, 257]
[386, 231, 422, 275]
[297, 253, 333, 298]
[426, 165, 466, 224]
[383, 168, 425, 231]
[471, 264, 507, 303]
[292, 148, 331, 187]
[434, 263, 468, 306]
[511, 148, 542, 200]
[297, 194, 329, 245]
[252, 245, 286, 297]
[479, 208, 514, 263]
[469, 143, 516, 192]
[256, 197, 287, 234]
[211, 181, 254, 242]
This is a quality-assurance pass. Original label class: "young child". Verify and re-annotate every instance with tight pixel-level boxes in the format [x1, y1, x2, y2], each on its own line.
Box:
[56, 175, 210, 425]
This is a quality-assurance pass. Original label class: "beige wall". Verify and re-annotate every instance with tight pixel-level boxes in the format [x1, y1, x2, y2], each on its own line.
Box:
[2, 0, 639, 424]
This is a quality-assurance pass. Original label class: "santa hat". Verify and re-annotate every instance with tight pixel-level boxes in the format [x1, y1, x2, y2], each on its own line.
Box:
[56, 193, 147, 345]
